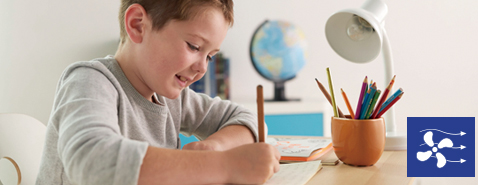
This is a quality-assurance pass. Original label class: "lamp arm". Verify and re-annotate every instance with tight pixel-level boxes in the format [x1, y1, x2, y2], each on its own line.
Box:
[381, 28, 396, 133]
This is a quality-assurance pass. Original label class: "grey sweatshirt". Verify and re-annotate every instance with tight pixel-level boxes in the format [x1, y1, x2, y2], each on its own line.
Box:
[36, 56, 259, 185]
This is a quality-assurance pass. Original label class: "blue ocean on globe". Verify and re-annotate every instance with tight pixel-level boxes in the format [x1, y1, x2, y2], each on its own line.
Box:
[251, 20, 307, 81]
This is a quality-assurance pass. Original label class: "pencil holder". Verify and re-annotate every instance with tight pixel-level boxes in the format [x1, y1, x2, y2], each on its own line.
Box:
[331, 116, 385, 166]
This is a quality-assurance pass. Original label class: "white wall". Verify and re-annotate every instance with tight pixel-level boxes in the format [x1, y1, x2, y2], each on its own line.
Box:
[0, 0, 120, 124]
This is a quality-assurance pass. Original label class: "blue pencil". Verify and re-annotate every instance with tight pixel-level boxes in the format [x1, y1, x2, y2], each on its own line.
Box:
[379, 88, 403, 113]
[360, 84, 376, 119]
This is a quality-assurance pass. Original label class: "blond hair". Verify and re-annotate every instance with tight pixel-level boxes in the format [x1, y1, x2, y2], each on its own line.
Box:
[119, 0, 234, 43]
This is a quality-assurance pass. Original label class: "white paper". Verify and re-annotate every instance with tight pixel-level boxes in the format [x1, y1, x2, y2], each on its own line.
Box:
[264, 160, 322, 185]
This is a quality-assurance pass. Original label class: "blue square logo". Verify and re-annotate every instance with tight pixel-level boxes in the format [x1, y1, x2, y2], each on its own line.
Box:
[407, 117, 475, 177]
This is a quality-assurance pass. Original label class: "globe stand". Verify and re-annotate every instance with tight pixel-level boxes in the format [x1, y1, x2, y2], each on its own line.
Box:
[265, 81, 300, 102]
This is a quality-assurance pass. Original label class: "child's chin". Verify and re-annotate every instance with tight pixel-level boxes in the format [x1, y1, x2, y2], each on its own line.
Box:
[163, 91, 182, 99]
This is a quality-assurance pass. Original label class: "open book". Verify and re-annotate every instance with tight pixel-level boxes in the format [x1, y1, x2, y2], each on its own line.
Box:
[264, 160, 322, 185]
[266, 138, 335, 163]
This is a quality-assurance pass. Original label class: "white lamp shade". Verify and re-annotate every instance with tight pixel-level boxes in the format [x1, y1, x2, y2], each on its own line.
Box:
[325, 9, 383, 63]
[325, 0, 388, 63]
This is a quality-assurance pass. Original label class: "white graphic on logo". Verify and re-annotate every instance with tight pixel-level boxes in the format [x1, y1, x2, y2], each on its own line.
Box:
[417, 130, 467, 168]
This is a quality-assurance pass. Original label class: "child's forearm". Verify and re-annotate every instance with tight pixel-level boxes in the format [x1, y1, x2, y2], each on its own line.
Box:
[139, 143, 281, 184]
[138, 146, 228, 184]
[204, 125, 255, 150]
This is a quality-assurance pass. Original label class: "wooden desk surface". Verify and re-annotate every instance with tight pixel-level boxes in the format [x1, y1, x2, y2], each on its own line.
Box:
[308, 151, 413, 185]
[269, 136, 413, 185]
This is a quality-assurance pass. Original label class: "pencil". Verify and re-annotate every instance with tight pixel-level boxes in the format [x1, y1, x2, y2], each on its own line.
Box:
[371, 75, 396, 119]
[360, 85, 376, 119]
[360, 83, 377, 119]
[355, 76, 368, 119]
[375, 92, 404, 118]
[315, 78, 345, 118]
[256, 85, 265, 142]
[341, 88, 355, 119]
[365, 89, 381, 119]
[326, 67, 338, 117]
[379, 88, 403, 113]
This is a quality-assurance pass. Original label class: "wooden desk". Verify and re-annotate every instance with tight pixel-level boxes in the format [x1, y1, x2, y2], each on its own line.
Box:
[308, 151, 413, 185]
[269, 136, 413, 185]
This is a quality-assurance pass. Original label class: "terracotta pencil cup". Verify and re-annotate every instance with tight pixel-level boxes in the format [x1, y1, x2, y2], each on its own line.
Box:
[331, 117, 385, 166]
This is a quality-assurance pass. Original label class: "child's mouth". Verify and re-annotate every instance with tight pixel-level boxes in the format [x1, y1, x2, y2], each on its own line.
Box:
[176, 75, 188, 82]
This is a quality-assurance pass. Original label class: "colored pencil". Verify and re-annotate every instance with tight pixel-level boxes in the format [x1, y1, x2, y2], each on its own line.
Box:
[376, 92, 404, 118]
[360, 84, 376, 119]
[315, 78, 345, 118]
[341, 88, 355, 119]
[379, 88, 403, 113]
[256, 85, 265, 142]
[365, 89, 381, 119]
[326, 67, 338, 117]
[355, 76, 368, 119]
[371, 75, 396, 119]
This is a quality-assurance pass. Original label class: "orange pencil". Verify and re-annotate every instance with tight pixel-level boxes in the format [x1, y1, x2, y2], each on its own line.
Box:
[315, 78, 345, 118]
[341, 88, 355, 119]
[256, 85, 265, 142]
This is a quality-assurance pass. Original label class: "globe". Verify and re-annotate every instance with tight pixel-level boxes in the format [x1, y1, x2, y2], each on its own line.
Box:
[250, 20, 307, 101]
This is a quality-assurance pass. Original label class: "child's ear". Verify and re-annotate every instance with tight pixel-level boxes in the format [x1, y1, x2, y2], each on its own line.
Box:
[124, 4, 148, 44]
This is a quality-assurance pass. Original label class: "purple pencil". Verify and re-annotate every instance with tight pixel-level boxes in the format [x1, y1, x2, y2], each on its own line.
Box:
[355, 76, 368, 119]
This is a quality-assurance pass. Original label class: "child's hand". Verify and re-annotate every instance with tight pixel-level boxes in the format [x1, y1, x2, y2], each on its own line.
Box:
[182, 140, 223, 151]
[222, 143, 280, 184]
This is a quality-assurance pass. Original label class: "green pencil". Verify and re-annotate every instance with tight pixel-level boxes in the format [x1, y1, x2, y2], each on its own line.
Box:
[326, 67, 338, 117]
[365, 90, 381, 119]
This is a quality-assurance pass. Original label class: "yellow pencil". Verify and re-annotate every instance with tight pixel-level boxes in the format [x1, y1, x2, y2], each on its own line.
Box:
[326, 67, 338, 117]
[341, 88, 354, 119]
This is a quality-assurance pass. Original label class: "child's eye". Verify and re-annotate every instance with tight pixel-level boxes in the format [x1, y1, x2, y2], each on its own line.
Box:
[206, 56, 212, 62]
[187, 42, 199, 51]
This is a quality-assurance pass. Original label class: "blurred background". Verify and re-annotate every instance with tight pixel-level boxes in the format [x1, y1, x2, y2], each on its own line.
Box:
[1, 0, 477, 183]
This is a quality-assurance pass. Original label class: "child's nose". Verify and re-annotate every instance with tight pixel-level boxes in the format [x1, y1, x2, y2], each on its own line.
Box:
[191, 57, 208, 74]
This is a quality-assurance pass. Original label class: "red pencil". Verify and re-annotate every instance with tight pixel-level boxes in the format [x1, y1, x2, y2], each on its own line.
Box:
[371, 75, 396, 119]
[355, 76, 367, 119]
[375, 92, 403, 118]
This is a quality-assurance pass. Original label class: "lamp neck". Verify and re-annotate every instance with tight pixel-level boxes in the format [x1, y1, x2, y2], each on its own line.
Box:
[361, 0, 388, 23]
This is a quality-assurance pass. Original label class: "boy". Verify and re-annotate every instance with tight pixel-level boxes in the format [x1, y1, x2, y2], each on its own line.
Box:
[36, 0, 280, 184]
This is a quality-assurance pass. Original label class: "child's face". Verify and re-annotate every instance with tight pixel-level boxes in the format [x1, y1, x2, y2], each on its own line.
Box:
[137, 7, 229, 99]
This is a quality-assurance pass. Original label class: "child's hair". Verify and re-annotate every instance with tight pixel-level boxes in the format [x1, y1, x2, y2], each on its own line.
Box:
[119, 0, 234, 43]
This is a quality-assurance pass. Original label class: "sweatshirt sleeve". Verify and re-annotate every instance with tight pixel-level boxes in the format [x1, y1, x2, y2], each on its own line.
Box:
[51, 65, 148, 185]
[178, 88, 264, 142]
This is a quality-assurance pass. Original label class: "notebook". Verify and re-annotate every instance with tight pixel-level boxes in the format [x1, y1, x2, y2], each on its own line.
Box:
[266, 138, 335, 162]
[264, 160, 322, 185]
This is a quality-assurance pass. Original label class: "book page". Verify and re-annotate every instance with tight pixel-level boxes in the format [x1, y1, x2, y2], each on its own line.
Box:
[264, 161, 322, 185]
[266, 138, 331, 157]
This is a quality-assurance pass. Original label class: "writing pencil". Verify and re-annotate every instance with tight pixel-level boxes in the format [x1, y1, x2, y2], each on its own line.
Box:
[355, 76, 368, 119]
[341, 88, 355, 119]
[376, 92, 404, 118]
[315, 78, 345, 118]
[371, 75, 396, 119]
[326, 67, 338, 117]
[256, 85, 265, 142]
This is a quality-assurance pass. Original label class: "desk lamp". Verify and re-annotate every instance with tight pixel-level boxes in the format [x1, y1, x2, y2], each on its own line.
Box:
[325, 0, 406, 150]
